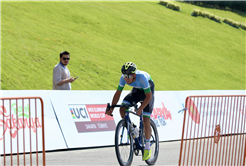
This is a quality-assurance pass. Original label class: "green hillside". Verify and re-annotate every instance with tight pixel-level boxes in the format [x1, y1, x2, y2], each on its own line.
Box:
[1, 1, 245, 90]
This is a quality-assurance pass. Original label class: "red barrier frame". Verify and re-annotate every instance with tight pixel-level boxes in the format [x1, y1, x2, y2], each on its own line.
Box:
[179, 95, 246, 166]
[1, 96, 46, 166]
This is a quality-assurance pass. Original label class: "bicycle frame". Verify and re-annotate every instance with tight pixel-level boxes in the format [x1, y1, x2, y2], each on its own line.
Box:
[124, 109, 144, 153]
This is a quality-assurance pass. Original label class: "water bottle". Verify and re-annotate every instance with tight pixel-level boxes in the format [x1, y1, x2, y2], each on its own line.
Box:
[131, 122, 139, 138]
[134, 127, 139, 138]
[130, 122, 136, 138]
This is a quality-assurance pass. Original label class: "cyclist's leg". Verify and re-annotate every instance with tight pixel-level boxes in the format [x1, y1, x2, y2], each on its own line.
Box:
[142, 81, 155, 160]
[142, 80, 155, 141]
[142, 112, 153, 160]
[119, 107, 126, 119]
[143, 116, 151, 139]
[120, 88, 139, 118]
[142, 96, 154, 143]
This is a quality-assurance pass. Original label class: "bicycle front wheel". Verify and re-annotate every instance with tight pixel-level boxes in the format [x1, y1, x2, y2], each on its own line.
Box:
[145, 119, 159, 165]
[115, 120, 134, 166]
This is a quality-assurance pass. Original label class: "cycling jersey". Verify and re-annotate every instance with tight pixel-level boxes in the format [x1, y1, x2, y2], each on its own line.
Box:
[117, 70, 153, 93]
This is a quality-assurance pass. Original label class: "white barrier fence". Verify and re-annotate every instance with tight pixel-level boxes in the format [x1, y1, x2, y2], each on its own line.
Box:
[0, 90, 245, 153]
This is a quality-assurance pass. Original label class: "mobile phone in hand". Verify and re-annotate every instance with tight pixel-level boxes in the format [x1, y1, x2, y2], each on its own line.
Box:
[75, 76, 79, 79]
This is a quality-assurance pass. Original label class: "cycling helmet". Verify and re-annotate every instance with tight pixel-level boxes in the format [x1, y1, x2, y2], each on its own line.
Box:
[121, 62, 137, 74]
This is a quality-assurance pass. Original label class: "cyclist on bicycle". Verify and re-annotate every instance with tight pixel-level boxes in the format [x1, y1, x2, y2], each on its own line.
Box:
[106, 62, 155, 161]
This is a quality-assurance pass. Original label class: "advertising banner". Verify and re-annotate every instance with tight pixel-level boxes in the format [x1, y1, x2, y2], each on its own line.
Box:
[48, 90, 125, 149]
[1, 90, 245, 152]
[152, 91, 184, 141]
[69, 104, 116, 132]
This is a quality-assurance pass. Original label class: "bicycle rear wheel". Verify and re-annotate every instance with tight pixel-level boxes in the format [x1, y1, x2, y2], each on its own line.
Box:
[115, 120, 134, 166]
[145, 119, 159, 165]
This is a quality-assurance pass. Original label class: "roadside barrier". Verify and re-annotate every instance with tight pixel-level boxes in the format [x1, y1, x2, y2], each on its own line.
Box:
[179, 95, 246, 166]
[0, 97, 45, 166]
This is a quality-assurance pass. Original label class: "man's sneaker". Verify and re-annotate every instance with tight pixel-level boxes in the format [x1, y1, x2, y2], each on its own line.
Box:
[142, 149, 151, 160]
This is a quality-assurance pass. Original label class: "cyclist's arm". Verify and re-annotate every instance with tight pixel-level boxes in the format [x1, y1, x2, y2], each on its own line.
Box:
[107, 90, 122, 116]
[138, 91, 152, 113]
[111, 89, 122, 108]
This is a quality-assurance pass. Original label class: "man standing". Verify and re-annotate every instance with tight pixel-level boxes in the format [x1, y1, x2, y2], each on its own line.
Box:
[53, 51, 77, 90]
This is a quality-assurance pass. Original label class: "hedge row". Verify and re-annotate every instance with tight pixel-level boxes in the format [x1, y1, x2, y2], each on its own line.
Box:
[159, 2, 245, 31]
[192, 9, 246, 30]
[159, 0, 168, 6]
[192, 9, 222, 23]
[160, 1, 181, 11]
[223, 18, 246, 30]
[240, 23, 246, 30]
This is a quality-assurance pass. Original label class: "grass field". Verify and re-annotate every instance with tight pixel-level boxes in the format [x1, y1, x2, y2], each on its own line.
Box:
[1, 1, 245, 90]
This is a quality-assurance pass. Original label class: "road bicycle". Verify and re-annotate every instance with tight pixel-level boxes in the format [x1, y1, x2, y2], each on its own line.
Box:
[106, 103, 159, 166]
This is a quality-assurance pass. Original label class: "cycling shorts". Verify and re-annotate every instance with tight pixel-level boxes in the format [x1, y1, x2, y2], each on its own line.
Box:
[122, 80, 155, 118]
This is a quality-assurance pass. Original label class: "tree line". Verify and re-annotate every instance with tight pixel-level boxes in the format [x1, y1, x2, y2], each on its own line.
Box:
[185, 1, 246, 12]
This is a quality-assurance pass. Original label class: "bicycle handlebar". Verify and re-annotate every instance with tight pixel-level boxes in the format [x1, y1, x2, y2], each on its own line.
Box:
[105, 103, 140, 117]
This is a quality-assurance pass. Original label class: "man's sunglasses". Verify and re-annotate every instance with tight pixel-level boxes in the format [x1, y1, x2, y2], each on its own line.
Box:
[63, 57, 70, 60]
[122, 74, 133, 79]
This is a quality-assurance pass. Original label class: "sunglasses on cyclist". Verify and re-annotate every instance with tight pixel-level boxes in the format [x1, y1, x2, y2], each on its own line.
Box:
[63, 57, 70, 60]
[122, 74, 133, 79]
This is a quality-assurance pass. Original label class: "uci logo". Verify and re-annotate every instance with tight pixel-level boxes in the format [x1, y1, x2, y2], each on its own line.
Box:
[69, 104, 91, 122]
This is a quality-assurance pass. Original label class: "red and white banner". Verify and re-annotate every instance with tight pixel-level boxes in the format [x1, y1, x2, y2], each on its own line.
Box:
[69, 104, 116, 132]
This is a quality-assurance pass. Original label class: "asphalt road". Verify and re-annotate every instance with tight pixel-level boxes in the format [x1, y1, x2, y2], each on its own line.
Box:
[45, 141, 180, 166]
[1, 141, 181, 166]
